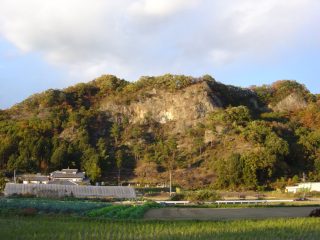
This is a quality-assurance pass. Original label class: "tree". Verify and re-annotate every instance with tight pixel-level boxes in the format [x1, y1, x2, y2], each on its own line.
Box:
[134, 153, 158, 184]
[0, 171, 6, 192]
[160, 137, 178, 195]
[115, 149, 123, 185]
[214, 153, 243, 189]
[111, 123, 121, 146]
[32, 137, 51, 171]
[96, 138, 108, 161]
[50, 144, 68, 169]
[82, 148, 101, 182]
[0, 137, 16, 168]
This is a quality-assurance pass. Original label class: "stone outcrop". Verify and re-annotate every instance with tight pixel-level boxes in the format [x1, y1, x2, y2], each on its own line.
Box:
[100, 82, 223, 132]
[272, 93, 307, 112]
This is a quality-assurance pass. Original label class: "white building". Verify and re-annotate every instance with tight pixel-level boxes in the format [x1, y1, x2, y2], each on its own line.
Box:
[22, 174, 49, 184]
[286, 182, 320, 193]
[50, 169, 86, 183]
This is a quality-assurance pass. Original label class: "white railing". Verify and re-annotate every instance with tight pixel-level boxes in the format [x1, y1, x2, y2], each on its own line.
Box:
[154, 199, 295, 205]
[156, 201, 190, 205]
[215, 199, 294, 205]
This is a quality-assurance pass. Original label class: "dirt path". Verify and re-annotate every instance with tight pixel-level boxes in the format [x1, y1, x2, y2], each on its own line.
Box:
[144, 207, 317, 220]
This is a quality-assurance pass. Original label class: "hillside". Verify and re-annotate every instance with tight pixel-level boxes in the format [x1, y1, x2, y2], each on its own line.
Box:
[0, 74, 319, 190]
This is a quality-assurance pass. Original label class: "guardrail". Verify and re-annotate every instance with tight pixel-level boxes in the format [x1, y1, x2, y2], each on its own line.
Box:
[154, 199, 295, 205]
[215, 199, 294, 205]
[156, 201, 190, 205]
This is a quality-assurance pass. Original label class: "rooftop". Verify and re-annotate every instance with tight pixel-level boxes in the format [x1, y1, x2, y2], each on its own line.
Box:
[51, 169, 85, 179]
[21, 174, 49, 182]
[48, 179, 78, 185]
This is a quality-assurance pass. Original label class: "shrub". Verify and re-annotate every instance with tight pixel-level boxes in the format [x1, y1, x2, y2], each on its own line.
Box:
[20, 208, 37, 217]
[309, 208, 320, 217]
[186, 190, 221, 202]
[170, 193, 186, 201]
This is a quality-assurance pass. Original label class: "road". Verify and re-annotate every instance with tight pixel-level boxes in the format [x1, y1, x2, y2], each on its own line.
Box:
[144, 207, 317, 220]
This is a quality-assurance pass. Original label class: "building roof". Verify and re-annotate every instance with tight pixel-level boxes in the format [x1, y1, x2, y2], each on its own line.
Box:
[48, 180, 78, 185]
[61, 169, 79, 174]
[51, 170, 85, 179]
[21, 174, 49, 182]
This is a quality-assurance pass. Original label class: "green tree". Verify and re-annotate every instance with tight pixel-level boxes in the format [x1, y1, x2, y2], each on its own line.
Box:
[50, 144, 68, 169]
[82, 148, 101, 182]
[111, 123, 121, 146]
[0, 171, 6, 192]
[115, 149, 124, 185]
[214, 153, 243, 189]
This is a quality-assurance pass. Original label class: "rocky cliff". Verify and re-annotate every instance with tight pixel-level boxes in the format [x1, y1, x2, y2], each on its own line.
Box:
[99, 80, 259, 132]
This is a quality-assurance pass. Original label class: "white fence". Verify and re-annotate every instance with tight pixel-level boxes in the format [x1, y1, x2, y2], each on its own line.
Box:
[4, 183, 136, 199]
[153, 200, 295, 205]
[215, 200, 294, 205]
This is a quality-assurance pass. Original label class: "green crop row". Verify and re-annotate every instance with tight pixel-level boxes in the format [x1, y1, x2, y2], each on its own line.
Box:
[0, 198, 108, 214]
[87, 202, 161, 219]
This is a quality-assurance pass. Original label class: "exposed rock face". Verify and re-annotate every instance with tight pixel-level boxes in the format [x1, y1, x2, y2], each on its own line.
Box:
[272, 93, 307, 112]
[100, 82, 222, 131]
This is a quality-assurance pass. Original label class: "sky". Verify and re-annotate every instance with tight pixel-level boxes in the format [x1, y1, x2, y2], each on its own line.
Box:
[0, 0, 319, 109]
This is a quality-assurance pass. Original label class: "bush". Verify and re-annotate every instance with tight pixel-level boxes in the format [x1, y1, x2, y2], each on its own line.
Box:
[20, 208, 37, 217]
[309, 208, 320, 217]
[186, 190, 221, 202]
[170, 193, 186, 201]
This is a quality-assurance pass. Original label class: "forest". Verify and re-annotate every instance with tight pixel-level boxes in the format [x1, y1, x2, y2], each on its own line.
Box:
[0, 74, 319, 191]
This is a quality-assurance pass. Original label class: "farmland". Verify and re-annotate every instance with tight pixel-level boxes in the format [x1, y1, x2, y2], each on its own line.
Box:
[1, 215, 320, 239]
[1, 197, 320, 239]
[0, 197, 158, 219]
[0, 197, 108, 214]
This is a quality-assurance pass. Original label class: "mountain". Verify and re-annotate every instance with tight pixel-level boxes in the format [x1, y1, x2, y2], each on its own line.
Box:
[0, 74, 319, 190]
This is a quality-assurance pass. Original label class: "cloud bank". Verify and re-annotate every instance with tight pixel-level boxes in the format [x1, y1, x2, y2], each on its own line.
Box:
[0, 0, 319, 81]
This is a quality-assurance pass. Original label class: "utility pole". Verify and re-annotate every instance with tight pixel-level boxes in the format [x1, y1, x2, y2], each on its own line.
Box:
[169, 170, 172, 196]
[14, 169, 16, 183]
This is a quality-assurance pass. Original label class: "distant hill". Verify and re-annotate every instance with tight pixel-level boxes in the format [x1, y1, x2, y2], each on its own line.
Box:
[1, 74, 319, 191]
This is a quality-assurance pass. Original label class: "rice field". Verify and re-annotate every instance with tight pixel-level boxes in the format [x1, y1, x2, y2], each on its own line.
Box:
[0, 215, 320, 239]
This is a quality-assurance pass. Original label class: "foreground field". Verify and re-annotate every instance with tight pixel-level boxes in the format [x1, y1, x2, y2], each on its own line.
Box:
[1, 215, 320, 240]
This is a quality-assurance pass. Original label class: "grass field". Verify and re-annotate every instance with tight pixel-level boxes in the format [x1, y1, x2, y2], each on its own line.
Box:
[0, 215, 320, 239]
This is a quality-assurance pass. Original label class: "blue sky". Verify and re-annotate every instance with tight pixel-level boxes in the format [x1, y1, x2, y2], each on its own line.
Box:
[0, 0, 319, 109]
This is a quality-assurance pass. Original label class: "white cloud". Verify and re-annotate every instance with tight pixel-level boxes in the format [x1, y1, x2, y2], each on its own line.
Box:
[0, 0, 319, 82]
[129, 0, 200, 16]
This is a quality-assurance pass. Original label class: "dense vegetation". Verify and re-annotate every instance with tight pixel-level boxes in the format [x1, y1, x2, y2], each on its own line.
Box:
[0, 197, 157, 219]
[87, 201, 160, 219]
[1, 214, 320, 240]
[0, 198, 108, 214]
[0, 74, 319, 191]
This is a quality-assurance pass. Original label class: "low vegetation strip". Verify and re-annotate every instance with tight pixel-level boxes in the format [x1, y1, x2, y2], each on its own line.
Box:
[0, 198, 108, 214]
[0, 197, 160, 219]
[87, 202, 161, 219]
[0, 215, 320, 240]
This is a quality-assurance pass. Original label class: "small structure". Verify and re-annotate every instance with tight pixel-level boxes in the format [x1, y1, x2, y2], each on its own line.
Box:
[50, 169, 86, 183]
[286, 182, 320, 193]
[21, 174, 49, 184]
